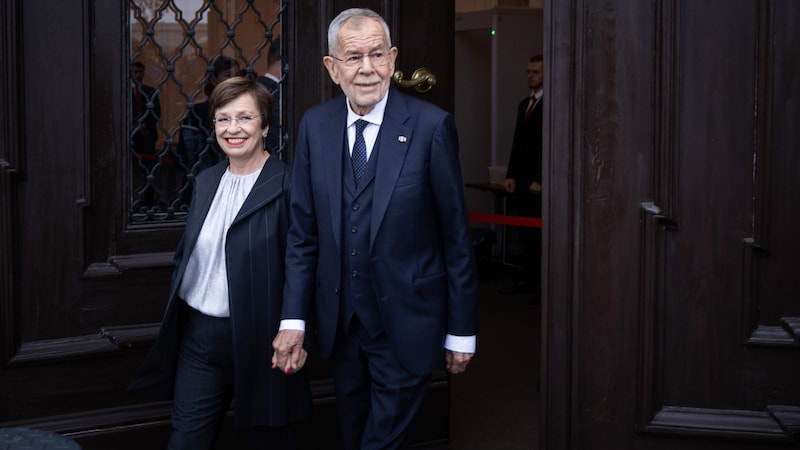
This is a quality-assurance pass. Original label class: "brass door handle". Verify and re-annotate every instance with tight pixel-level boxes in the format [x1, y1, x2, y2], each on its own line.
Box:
[392, 68, 437, 93]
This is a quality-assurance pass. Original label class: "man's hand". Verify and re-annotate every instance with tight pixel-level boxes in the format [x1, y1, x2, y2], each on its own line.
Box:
[445, 350, 474, 374]
[272, 330, 306, 375]
[528, 181, 542, 193]
[502, 178, 516, 193]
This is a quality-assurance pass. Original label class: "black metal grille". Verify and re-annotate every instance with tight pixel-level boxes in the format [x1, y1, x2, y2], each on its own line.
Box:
[128, 0, 285, 223]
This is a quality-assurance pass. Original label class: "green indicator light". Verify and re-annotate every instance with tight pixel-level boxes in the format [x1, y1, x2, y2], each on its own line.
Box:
[491, 29, 496, 36]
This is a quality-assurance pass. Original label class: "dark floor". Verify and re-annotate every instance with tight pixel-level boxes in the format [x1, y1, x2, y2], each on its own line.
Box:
[449, 263, 541, 450]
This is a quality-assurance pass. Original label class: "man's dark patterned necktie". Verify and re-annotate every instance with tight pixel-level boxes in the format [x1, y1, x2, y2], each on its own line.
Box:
[351, 119, 368, 186]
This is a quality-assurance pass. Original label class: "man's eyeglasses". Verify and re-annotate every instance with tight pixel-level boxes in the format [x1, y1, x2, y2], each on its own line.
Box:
[212, 115, 259, 127]
[329, 52, 391, 69]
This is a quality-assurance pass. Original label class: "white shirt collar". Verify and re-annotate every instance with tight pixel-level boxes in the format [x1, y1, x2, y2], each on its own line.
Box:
[346, 91, 388, 127]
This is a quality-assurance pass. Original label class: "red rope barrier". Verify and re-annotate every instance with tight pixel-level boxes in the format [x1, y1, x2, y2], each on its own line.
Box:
[468, 212, 541, 228]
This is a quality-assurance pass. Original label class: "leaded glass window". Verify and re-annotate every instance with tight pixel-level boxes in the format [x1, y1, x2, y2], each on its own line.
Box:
[128, 0, 285, 223]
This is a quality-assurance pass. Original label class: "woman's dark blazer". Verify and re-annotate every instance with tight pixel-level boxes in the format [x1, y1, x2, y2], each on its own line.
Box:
[129, 156, 312, 429]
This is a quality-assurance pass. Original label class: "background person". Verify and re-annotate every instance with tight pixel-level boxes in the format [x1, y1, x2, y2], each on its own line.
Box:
[501, 54, 544, 304]
[131, 61, 162, 208]
[131, 61, 161, 158]
[180, 56, 242, 172]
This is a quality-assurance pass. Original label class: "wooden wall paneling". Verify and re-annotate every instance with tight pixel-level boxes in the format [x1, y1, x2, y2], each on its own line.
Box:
[539, 0, 574, 446]
[17, 0, 84, 341]
[0, 0, 170, 437]
[641, 0, 798, 445]
[746, 0, 800, 336]
[86, 0, 127, 268]
[563, 0, 798, 447]
[0, 0, 23, 364]
[746, 0, 800, 437]
[660, 0, 757, 408]
[574, 0, 658, 447]
[637, 0, 680, 429]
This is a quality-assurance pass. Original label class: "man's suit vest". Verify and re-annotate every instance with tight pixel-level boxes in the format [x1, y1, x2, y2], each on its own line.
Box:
[339, 135, 384, 338]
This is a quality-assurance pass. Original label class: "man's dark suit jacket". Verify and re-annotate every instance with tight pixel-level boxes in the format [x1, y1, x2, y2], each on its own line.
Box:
[281, 89, 479, 376]
[506, 95, 543, 217]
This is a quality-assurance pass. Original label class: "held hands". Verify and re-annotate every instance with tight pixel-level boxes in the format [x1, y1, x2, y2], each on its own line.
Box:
[445, 350, 474, 374]
[272, 330, 307, 375]
[274, 331, 474, 374]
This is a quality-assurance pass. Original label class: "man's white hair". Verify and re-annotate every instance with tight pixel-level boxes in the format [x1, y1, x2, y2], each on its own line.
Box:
[327, 8, 392, 55]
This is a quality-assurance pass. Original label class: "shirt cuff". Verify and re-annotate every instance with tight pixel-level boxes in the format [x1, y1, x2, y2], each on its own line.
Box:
[444, 334, 476, 354]
[279, 319, 306, 332]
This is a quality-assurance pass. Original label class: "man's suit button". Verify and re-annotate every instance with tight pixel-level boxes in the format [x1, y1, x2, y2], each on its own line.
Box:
[353, 203, 359, 210]
[351, 249, 357, 256]
[351, 227, 357, 233]
[352, 271, 358, 278]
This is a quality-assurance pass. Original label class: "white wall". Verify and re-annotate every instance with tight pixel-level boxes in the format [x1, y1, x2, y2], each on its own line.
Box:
[455, 27, 493, 214]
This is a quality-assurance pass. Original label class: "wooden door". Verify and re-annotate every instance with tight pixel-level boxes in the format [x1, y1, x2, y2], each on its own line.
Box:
[544, 1, 800, 449]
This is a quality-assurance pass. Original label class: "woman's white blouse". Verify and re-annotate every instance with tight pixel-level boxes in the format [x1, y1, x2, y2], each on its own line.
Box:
[179, 166, 263, 317]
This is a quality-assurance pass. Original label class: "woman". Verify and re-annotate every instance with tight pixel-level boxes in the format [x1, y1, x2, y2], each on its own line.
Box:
[130, 77, 311, 449]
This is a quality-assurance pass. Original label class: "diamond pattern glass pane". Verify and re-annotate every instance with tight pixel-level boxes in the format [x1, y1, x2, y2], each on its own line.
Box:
[128, 0, 285, 223]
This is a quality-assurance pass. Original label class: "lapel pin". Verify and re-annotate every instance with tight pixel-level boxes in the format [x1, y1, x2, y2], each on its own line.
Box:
[398, 136, 407, 143]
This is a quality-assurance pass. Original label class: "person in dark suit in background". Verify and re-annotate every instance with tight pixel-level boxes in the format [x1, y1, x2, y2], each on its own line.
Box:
[131, 61, 161, 158]
[130, 77, 311, 450]
[257, 37, 283, 154]
[271, 7, 479, 450]
[131, 61, 162, 208]
[180, 56, 241, 172]
[501, 54, 544, 304]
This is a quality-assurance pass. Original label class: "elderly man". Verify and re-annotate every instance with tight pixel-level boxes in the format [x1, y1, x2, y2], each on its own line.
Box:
[272, 7, 479, 450]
